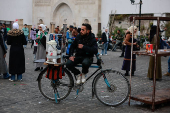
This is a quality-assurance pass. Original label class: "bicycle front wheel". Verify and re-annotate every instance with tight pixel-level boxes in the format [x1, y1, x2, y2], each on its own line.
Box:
[94, 70, 130, 106]
[38, 67, 74, 101]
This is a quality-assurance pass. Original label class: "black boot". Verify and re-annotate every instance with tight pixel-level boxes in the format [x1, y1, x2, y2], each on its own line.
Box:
[132, 71, 134, 76]
[34, 67, 40, 71]
[124, 71, 129, 76]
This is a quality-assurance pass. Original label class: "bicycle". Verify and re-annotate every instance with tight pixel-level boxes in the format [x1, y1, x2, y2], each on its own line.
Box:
[37, 55, 130, 107]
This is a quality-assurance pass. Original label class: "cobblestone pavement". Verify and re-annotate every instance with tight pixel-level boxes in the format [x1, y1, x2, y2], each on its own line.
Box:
[0, 43, 170, 113]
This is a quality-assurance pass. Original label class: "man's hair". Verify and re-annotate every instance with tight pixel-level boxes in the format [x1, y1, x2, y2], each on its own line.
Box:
[3, 23, 6, 26]
[24, 24, 27, 26]
[82, 23, 91, 31]
[55, 27, 59, 30]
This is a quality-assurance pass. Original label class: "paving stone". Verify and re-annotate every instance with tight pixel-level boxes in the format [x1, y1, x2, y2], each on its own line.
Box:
[0, 44, 170, 113]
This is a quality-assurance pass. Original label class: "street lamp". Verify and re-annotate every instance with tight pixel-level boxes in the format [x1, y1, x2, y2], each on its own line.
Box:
[130, 0, 142, 38]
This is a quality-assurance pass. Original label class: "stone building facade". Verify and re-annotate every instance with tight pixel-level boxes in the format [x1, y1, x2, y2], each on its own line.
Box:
[32, 0, 101, 35]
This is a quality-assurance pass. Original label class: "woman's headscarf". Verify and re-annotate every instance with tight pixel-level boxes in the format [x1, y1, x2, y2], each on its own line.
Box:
[149, 25, 157, 42]
[128, 26, 137, 34]
[39, 24, 46, 31]
[13, 23, 19, 29]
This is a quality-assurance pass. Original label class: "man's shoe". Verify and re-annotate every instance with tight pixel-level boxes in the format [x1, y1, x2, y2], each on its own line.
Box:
[76, 74, 82, 84]
[163, 72, 170, 76]
[81, 74, 86, 83]
[105, 54, 107, 56]
[100, 54, 103, 56]
[34, 67, 40, 71]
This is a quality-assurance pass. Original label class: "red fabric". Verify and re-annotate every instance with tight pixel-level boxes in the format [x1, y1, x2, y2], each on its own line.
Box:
[45, 66, 64, 80]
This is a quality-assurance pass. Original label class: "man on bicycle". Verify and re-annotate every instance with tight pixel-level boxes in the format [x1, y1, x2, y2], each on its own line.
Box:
[66, 24, 98, 84]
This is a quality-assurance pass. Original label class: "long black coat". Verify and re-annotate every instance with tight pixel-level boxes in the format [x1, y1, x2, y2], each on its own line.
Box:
[7, 29, 27, 75]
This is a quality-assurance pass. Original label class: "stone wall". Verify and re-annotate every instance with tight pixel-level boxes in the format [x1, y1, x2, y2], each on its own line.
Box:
[32, 0, 101, 35]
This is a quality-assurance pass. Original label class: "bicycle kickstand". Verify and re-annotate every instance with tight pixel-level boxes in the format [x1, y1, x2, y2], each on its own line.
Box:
[75, 89, 79, 99]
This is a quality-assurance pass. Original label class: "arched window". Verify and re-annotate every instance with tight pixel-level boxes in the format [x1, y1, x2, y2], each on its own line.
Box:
[39, 19, 43, 24]
[84, 19, 89, 24]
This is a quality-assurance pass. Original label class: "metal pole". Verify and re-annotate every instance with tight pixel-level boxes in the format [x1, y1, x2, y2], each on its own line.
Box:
[138, 0, 142, 37]
[129, 17, 135, 106]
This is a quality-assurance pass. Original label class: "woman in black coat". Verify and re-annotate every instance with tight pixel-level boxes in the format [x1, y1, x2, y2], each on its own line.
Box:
[7, 23, 27, 81]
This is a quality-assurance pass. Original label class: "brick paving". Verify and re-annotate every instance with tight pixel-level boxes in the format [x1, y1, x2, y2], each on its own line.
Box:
[0, 43, 170, 113]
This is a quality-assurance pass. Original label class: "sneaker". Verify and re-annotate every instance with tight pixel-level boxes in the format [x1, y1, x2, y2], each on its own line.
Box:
[105, 54, 107, 55]
[100, 54, 103, 56]
[76, 74, 82, 84]
[81, 73, 86, 83]
[9, 78, 14, 82]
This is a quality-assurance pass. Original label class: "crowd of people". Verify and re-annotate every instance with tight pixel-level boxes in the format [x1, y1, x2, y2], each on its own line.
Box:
[0, 21, 169, 83]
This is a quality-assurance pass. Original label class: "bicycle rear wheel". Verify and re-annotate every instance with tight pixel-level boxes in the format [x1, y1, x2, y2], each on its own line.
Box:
[94, 70, 130, 106]
[38, 67, 74, 101]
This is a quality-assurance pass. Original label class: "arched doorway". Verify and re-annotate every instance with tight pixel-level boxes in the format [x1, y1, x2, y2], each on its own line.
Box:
[53, 3, 73, 29]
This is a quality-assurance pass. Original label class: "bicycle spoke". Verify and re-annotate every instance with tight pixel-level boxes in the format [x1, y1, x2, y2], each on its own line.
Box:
[94, 70, 130, 106]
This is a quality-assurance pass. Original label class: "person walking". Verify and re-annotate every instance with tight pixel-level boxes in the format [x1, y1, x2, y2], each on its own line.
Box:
[101, 28, 109, 55]
[34, 24, 46, 71]
[22, 24, 29, 48]
[0, 23, 10, 79]
[7, 23, 27, 81]
[112, 30, 123, 51]
[30, 26, 37, 48]
[122, 26, 138, 76]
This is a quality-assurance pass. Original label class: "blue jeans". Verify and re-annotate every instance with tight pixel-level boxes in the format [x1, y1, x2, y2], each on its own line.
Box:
[168, 57, 170, 73]
[3, 40, 7, 50]
[11, 74, 22, 80]
[3, 73, 10, 79]
[101, 42, 108, 55]
[24, 36, 28, 47]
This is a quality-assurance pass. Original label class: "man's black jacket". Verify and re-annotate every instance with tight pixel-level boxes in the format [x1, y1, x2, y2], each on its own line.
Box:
[69, 33, 98, 57]
[102, 32, 110, 43]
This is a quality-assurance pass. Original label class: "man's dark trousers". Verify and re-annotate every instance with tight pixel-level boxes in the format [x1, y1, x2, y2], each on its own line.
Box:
[66, 56, 93, 75]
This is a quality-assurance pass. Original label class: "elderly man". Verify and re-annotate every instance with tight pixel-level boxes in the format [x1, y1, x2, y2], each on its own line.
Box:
[66, 24, 98, 84]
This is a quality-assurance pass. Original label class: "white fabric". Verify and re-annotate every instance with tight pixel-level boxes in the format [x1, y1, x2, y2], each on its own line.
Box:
[128, 26, 137, 34]
[39, 24, 46, 31]
[106, 32, 109, 41]
[13, 23, 19, 29]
